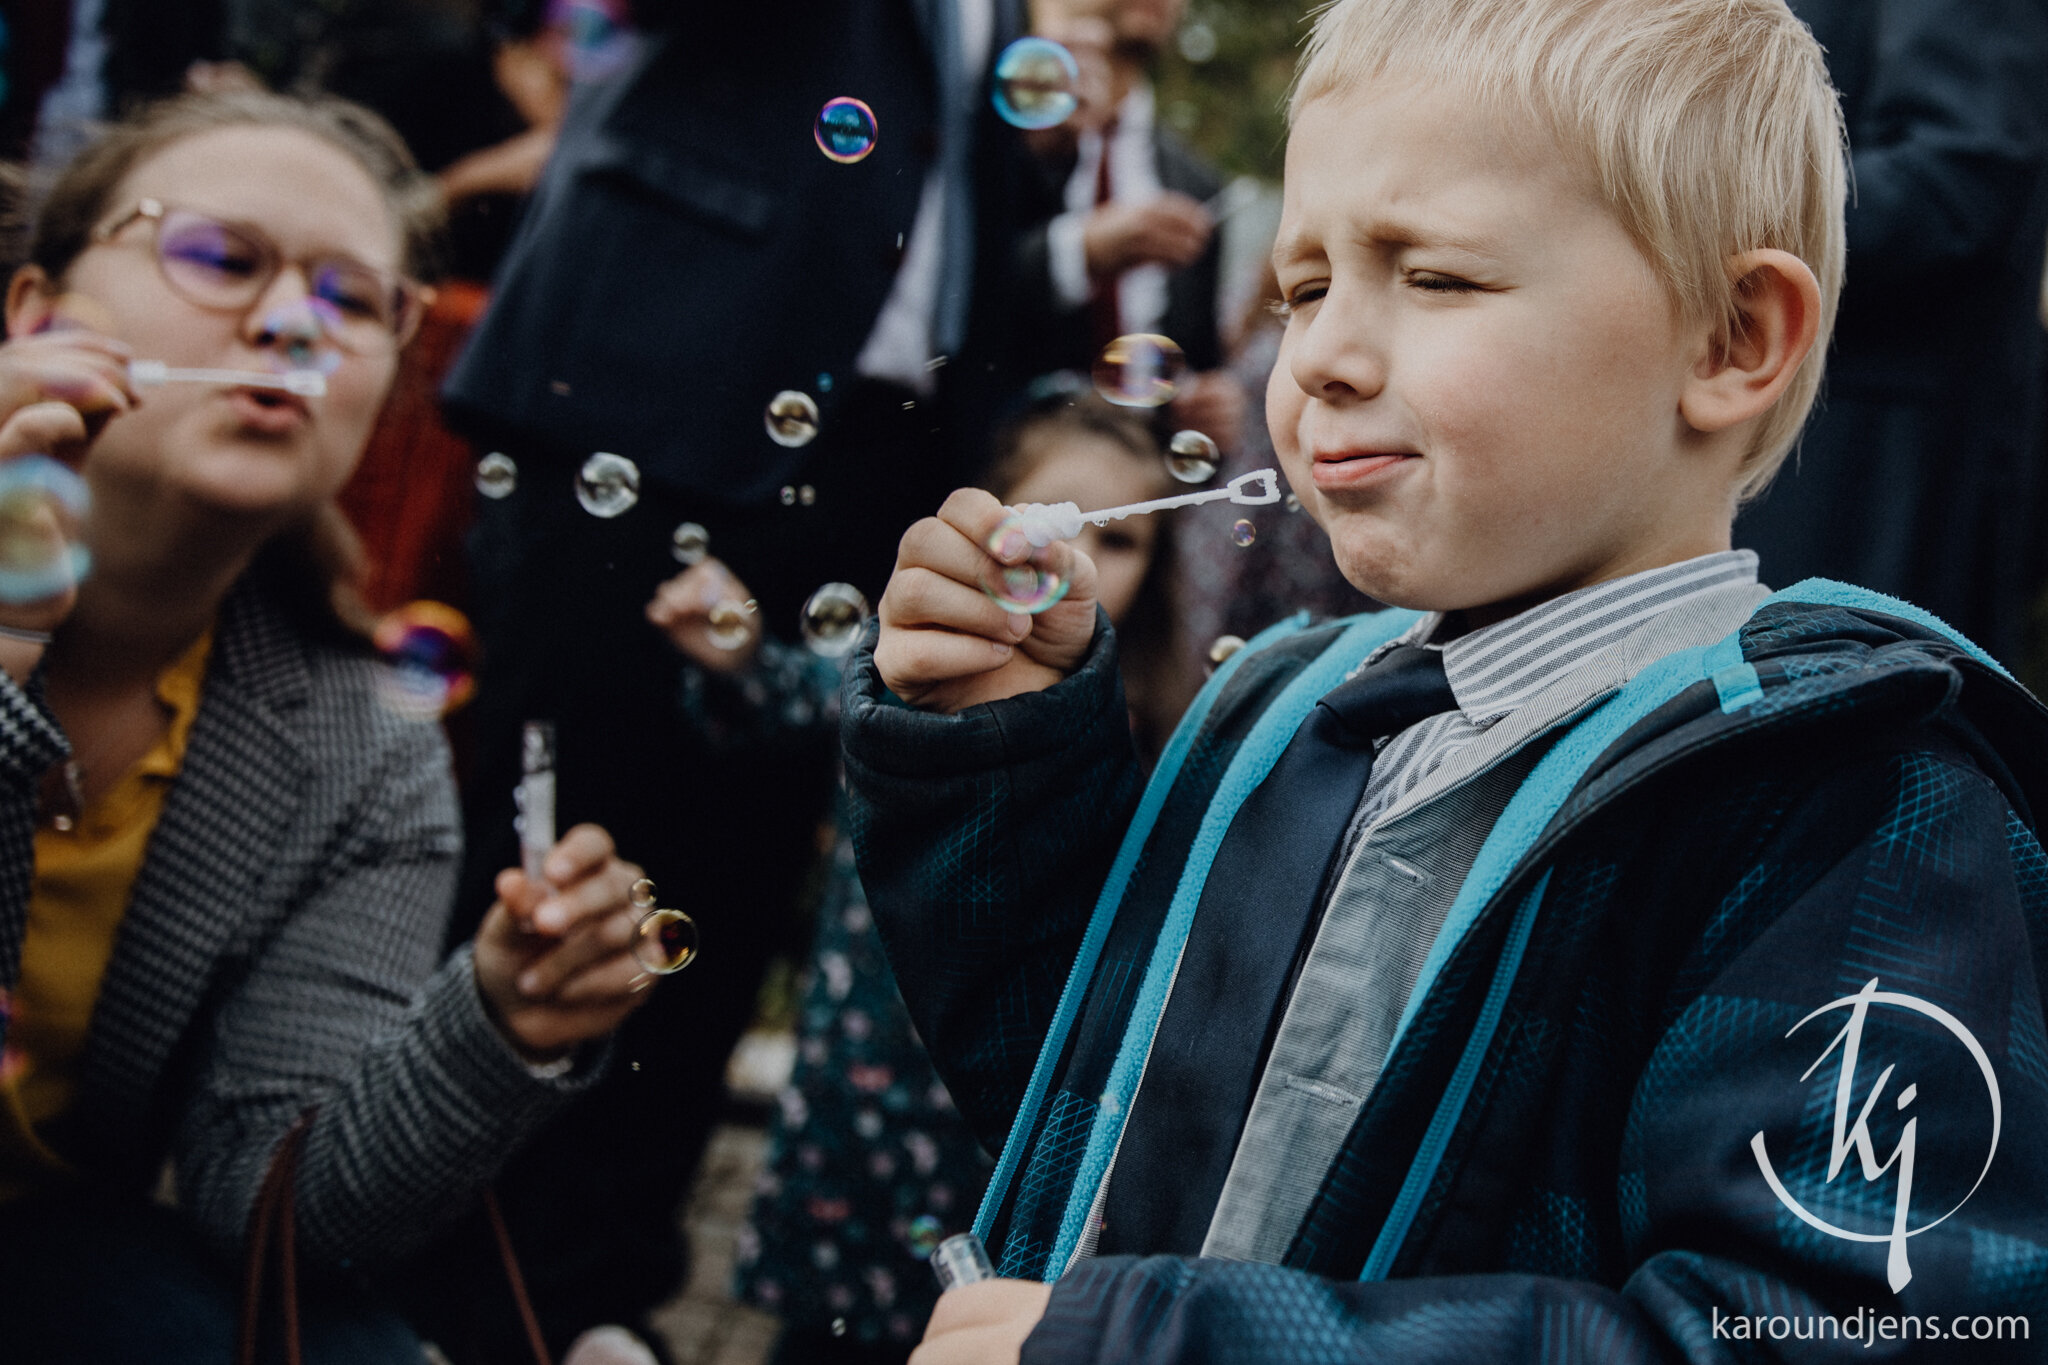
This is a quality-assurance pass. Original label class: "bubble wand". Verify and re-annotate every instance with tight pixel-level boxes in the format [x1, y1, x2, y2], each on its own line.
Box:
[1011, 467, 1282, 544]
[129, 359, 328, 398]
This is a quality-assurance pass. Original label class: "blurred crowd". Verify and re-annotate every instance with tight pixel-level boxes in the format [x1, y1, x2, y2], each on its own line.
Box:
[0, 0, 2044, 1363]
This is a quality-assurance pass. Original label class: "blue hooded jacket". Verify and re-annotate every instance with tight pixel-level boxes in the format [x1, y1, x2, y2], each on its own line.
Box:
[844, 583, 2048, 1362]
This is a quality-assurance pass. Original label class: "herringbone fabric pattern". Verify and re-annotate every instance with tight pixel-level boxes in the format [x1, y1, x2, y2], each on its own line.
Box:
[0, 578, 598, 1268]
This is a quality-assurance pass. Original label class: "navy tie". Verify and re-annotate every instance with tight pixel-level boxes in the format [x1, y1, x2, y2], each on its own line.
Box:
[1099, 643, 1458, 1256]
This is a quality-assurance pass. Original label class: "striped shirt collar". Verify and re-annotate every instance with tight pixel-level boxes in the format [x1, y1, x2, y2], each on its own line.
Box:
[1372, 550, 1761, 727]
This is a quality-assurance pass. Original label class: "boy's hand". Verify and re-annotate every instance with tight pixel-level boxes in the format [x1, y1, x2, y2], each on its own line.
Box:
[911, 1280, 1052, 1365]
[474, 824, 656, 1063]
[876, 488, 1099, 713]
[646, 557, 761, 673]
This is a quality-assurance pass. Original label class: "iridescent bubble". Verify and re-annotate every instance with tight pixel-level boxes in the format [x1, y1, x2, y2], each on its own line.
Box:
[799, 484, 817, 506]
[779, 486, 798, 506]
[817, 372, 834, 393]
[671, 521, 710, 566]
[562, 0, 638, 82]
[1092, 333, 1188, 408]
[0, 456, 90, 605]
[261, 298, 345, 376]
[906, 1215, 945, 1258]
[978, 511, 1070, 615]
[765, 391, 821, 448]
[708, 598, 756, 651]
[1166, 430, 1218, 483]
[372, 601, 478, 719]
[1284, 493, 1302, 513]
[576, 451, 640, 518]
[1231, 519, 1257, 548]
[475, 452, 517, 500]
[814, 97, 879, 164]
[992, 38, 1080, 130]
[800, 583, 870, 658]
[1207, 634, 1247, 668]
[635, 907, 700, 974]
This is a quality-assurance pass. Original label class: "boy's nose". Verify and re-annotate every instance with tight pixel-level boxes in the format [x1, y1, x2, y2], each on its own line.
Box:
[1287, 304, 1387, 403]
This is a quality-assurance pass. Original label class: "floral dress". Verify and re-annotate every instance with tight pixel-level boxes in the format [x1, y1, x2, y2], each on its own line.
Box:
[733, 826, 994, 1351]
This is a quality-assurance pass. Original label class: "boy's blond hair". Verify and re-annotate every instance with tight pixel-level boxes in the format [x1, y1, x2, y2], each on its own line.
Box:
[1294, 0, 1846, 501]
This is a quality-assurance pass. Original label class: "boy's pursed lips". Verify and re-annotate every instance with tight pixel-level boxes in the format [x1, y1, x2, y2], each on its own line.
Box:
[1311, 446, 1420, 491]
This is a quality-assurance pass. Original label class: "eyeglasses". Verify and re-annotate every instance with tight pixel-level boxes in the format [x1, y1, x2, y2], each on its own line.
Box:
[92, 198, 430, 353]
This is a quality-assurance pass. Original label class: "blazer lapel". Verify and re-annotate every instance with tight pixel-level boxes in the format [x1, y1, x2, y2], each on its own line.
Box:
[66, 582, 312, 1173]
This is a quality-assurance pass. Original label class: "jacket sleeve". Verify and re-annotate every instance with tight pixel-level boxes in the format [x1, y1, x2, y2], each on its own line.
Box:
[842, 616, 1145, 1151]
[1025, 737, 2048, 1362]
[172, 716, 602, 1268]
[0, 670, 70, 1038]
[1837, 0, 2048, 273]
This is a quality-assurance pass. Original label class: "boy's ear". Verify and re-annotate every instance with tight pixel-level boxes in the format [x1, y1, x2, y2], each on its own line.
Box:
[4, 267, 59, 340]
[1679, 249, 1822, 435]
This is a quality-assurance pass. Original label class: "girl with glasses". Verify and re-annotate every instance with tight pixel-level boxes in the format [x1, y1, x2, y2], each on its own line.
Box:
[0, 90, 658, 1361]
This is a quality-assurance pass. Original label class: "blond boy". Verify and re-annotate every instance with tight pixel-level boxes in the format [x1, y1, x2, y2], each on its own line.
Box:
[847, 2, 2048, 1360]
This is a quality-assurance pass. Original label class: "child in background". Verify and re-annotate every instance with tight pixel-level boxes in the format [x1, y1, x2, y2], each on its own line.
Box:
[734, 391, 1189, 1364]
[846, 1, 2048, 1360]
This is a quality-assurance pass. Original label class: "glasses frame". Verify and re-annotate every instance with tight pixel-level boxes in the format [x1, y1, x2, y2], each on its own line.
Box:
[91, 197, 433, 352]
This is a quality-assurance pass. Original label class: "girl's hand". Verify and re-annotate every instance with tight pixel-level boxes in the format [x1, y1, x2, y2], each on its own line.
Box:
[474, 824, 656, 1064]
[875, 488, 1100, 713]
[0, 331, 139, 677]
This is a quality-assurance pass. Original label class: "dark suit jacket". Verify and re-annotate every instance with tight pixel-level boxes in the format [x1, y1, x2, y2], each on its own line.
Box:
[443, 2, 944, 504]
[0, 578, 593, 1268]
[1737, 0, 2048, 666]
[1013, 118, 1227, 378]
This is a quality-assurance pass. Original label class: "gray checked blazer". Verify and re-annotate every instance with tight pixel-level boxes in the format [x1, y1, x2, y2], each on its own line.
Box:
[0, 575, 598, 1267]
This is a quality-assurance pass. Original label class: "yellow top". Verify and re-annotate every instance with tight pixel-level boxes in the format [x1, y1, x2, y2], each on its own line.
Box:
[0, 630, 213, 1199]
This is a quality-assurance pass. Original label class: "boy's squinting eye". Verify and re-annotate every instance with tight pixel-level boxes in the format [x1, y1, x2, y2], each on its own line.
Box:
[1407, 271, 1481, 294]
[1270, 285, 1328, 319]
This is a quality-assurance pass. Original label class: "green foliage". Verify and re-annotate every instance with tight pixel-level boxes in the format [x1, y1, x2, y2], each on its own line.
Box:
[1154, 0, 1319, 181]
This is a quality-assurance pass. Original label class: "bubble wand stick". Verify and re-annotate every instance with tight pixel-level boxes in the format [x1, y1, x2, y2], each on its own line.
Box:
[129, 359, 328, 398]
[1013, 467, 1282, 543]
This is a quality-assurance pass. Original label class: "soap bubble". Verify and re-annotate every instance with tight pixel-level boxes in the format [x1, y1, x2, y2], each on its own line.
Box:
[562, 0, 638, 82]
[978, 511, 1070, 615]
[475, 452, 517, 500]
[993, 38, 1080, 130]
[1284, 493, 1302, 514]
[635, 907, 700, 974]
[815, 97, 879, 163]
[0, 456, 90, 605]
[1165, 430, 1218, 483]
[260, 298, 344, 376]
[576, 452, 640, 518]
[1231, 519, 1256, 548]
[671, 521, 710, 566]
[779, 486, 797, 506]
[1207, 635, 1246, 669]
[765, 391, 821, 448]
[799, 484, 817, 506]
[1092, 333, 1187, 408]
[708, 598, 756, 651]
[906, 1215, 945, 1258]
[800, 583, 870, 658]
[372, 601, 477, 719]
